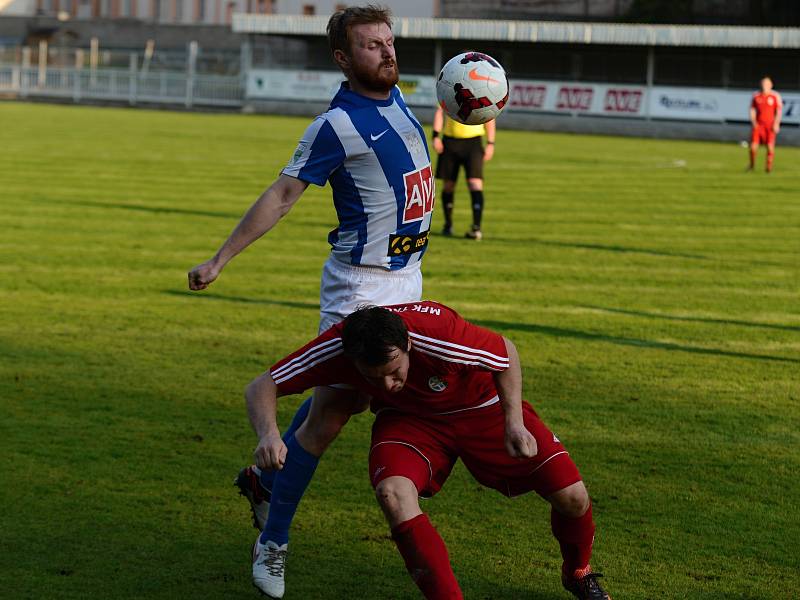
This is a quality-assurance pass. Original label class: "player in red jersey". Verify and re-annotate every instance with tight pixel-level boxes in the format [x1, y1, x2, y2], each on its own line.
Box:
[246, 302, 612, 600]
[749, 76, 783, 173]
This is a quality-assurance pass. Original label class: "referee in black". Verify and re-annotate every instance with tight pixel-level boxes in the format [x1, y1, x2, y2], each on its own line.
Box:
[432, 105, 496, 240]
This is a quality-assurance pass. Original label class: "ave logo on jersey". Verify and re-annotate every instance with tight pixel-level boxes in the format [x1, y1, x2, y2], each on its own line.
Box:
[402, 165, 434, 223]
[428, 376, 448, 392]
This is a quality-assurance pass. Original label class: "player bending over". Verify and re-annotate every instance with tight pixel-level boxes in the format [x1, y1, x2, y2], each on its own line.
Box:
[248, 302, 612, 600]
[748, 76, 782, 173]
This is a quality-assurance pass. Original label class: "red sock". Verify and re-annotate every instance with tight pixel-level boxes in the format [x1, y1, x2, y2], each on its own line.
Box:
[767, 149, 775, 172]
[749, 148, 757, 168]
[391, 514, 463, 600]
[551, 503, 596, 579]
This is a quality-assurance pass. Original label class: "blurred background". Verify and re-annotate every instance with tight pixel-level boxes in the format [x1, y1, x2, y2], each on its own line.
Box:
[1, 0, 799, 143]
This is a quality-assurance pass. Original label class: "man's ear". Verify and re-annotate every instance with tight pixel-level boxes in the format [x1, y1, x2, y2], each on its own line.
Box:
[406, 338, 412, 352]
[333, 48, 349, 71]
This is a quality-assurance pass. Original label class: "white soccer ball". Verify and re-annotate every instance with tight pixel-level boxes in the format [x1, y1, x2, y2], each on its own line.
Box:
[436, 52, 509, 125]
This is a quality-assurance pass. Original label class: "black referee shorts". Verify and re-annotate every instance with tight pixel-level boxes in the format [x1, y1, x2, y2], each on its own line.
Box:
[435, 136, 485, 181]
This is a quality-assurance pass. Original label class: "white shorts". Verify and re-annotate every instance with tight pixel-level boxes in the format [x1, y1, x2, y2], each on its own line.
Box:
[318, 256, 423, 333]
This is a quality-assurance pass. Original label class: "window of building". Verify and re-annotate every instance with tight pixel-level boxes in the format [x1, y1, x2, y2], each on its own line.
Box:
[302, 4, 315, 15]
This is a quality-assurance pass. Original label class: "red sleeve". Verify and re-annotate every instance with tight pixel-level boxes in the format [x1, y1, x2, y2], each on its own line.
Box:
[269, 323, 351, 395]
[751, 94, 757, 109]
[406, 302, 510, 372]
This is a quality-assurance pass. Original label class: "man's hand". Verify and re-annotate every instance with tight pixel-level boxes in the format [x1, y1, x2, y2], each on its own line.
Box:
[433, 137, 444, 155]
[254, 431, 288, 471]
[773, 123, 781, 134]
[188, 258, 221, 290]
[504, 422, 537, 459]
[483, 143, 494, 162]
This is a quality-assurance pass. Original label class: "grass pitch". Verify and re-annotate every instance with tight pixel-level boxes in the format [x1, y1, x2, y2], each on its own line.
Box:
[1, 101, 798, 599]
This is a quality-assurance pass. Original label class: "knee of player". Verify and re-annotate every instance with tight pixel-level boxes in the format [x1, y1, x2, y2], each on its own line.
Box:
[302, 416, 348, 450]
[466, 179, 483, 191]
[551, 481, 590, 518]
[375, 477, 416, 511]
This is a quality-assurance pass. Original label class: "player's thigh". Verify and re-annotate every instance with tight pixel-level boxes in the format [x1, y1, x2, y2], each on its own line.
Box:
[318, 258, 421, 331]
[457, 403, 582, 498]
[750, 127, 761, 147]
[436, 145, 461, 183]
[463, 138, 485, 180]
[370, 411, 457, 497]
[767, 131, 777, 148]
[301, 385, 366, 443]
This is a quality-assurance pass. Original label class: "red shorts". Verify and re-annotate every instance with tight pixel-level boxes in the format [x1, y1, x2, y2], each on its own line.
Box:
[368, 401, 581, 498]
[751, 123, 776, 146]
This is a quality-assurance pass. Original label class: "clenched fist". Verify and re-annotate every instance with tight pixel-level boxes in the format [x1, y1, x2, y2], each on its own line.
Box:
[254, 431, 288, 471]
[188, 259, 220, 290]
[504, 422, 537, 459]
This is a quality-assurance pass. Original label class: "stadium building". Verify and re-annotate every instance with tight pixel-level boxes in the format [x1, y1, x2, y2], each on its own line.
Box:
[236, 14, 800, 144]
[1, 5, 799, 144]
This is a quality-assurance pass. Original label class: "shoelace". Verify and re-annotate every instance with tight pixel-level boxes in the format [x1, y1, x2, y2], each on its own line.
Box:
[259, 546, 287, 577]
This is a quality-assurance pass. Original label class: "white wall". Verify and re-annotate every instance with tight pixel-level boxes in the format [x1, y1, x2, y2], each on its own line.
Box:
[275, 0, 435, 18]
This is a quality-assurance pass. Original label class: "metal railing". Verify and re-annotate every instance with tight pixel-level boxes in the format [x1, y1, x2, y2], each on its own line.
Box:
[0, 65, 243, 108]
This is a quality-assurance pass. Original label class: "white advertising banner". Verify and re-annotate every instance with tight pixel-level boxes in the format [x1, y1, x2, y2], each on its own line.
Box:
[247, 68, 436, 107]
[507, 80, 648, 117]
[650, 86, 800, 124]
[246, 68, 800, 125]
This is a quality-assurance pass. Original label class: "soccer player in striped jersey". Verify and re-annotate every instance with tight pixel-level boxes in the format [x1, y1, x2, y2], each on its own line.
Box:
[186, 6, 432, 597]
[247, 302, 612, 600]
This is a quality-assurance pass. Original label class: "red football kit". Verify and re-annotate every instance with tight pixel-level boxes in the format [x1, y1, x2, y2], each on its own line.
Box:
[269, 300, 581, 499]
[268, 301, 597, 599]
[750, 91, 782, 146]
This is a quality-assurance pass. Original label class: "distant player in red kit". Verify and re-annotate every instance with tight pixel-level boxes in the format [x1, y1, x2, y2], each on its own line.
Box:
[749, 76, 783, 173]
[246, 302, 612, 599]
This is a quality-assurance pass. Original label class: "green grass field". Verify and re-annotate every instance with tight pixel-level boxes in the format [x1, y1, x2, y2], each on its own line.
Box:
[1, 101, 798, 599]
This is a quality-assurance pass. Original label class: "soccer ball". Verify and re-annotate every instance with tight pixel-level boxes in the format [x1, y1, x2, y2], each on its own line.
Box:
[436, 52, 509, 125]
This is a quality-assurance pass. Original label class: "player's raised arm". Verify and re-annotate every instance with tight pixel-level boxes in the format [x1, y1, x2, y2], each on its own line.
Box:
[187, 174, 309, 290]
[494, 336, 537, 459]
[246, 372, 290, 471]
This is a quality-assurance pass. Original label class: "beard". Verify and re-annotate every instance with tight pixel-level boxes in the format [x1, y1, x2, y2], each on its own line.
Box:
[350, 58, 399, 94]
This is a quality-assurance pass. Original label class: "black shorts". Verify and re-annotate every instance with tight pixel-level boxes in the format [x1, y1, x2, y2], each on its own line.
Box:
[435, 136, 484, 181]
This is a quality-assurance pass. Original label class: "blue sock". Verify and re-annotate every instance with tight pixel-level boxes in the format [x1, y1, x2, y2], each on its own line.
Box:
[259, 396, 313, 490]
[260, 433, 319, 546]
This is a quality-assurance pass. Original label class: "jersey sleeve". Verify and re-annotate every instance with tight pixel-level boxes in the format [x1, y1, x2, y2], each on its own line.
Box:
[269, 324, 349, 395]
[281, 117, 346, 187]
[407, 303, 510, 372]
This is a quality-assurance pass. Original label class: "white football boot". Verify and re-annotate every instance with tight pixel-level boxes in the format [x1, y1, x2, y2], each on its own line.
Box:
[252, 536, 288, 598]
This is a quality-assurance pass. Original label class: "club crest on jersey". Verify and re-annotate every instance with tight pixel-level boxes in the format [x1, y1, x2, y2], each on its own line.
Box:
[289, 142, 307, 165]
[402, 165, 434, 223]
[428, 376, 447, 392]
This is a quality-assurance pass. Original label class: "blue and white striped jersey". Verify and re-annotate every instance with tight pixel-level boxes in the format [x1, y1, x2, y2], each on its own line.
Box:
[282, 83, 433, 271]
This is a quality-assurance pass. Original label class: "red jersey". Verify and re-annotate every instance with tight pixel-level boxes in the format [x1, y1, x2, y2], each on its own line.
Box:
[269, 301, 510, 416]
[751, 92, 782, 126]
